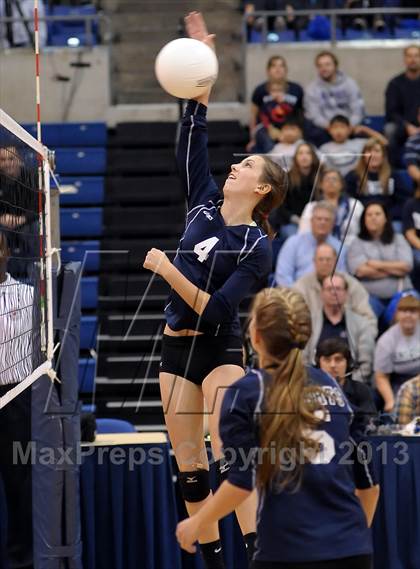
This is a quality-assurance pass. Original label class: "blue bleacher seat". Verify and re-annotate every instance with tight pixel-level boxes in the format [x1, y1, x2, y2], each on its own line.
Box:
[96, 418, 136, 434]
[61, 240, 100, 271]
[78, 358, 95, 393]
[60, 208, 103, 237]
[81, 403, 96, 413]
[60, 176, 105, 205]
[80, 315, 98, 349]
[47, 4, 99, 46]
[363, 116, 385, 133]
[81, 276, 99, 309]
[55, 148, 106, 175]
[23, 123, 106, 147]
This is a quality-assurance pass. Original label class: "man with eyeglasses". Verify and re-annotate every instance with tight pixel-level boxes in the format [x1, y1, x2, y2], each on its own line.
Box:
[304, 273, 375, 383]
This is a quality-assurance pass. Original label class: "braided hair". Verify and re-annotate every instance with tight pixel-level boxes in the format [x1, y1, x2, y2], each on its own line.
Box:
[251, 288, 323, 491]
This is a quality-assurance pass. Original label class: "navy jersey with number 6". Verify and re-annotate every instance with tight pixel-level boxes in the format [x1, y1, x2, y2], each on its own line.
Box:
[165, 100, 272, 337]
[220, 366, 377, 563]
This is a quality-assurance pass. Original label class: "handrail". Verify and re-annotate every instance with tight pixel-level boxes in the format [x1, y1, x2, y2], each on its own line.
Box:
[244, 6, 420, 46]
[0, 12, 113, 47]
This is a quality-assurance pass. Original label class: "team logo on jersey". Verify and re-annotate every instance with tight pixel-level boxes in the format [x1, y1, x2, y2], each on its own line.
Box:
[203, 210, 213, 221]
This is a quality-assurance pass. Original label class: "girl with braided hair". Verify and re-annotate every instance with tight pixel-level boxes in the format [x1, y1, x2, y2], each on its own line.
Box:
[176, 287, 379, 569]
[143, 12, 288, 569]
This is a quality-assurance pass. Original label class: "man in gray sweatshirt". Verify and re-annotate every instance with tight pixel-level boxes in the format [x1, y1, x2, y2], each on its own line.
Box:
[304, 51, 365, 145]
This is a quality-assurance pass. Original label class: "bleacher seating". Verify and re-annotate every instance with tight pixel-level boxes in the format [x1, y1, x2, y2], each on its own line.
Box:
[46, 4, 100, 47]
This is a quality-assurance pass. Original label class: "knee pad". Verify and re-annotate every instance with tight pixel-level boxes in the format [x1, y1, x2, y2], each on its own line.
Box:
[178, 469, 210, 503]
[215, 458, 230, 486]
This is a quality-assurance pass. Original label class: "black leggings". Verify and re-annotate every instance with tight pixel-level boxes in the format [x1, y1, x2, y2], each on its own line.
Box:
[251, 554, 372, 569]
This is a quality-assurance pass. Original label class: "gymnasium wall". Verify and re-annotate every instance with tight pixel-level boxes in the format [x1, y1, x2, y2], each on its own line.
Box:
[0, 46, 111, 123]
[245, 41, 415, 116]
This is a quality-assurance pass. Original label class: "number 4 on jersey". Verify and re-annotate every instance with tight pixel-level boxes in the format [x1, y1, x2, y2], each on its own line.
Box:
[194, 237, 219, 263]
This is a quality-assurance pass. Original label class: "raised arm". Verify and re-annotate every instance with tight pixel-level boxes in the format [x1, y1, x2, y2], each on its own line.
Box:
[176, 12, 220, 209]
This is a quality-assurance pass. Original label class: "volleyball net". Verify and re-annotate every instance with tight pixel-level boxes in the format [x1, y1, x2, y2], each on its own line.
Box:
[0, 107, 54, 409]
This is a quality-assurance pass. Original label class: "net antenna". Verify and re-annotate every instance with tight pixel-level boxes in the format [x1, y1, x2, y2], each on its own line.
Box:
[0, 108, 55, 409]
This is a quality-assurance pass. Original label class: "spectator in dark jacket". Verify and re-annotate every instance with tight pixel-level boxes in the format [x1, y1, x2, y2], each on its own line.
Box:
[385, 45, 420, 166]
[270, 142, 321, 238]
[248, 55, 304, 153]
[404, 106, 420, 186]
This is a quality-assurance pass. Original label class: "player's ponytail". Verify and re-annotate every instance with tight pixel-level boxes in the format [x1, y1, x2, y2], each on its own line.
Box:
[252, 157, 288, 239]
[250, 288, 323, 491]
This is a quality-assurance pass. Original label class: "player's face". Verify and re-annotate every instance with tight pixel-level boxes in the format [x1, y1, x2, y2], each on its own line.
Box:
[319, 353, 347, 384]
[320, 171, 342, 199]
[224, 155, 266, 198]
[316, 56, 337, 81]
[396, 308, 419, 335]
[404, 47, 420, 73]
[267, 58, 287, 82]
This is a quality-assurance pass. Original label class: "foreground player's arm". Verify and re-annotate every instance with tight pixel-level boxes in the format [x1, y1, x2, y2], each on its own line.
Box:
[350, 411, 380, 528]
[176, 481, 250, 553]
[355, 486, 380, 528]
[144, 239, 270, 323]
[177, 376, 258, 552]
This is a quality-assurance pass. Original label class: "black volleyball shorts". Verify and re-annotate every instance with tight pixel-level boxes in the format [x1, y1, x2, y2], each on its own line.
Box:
[160, 333, 244, 385]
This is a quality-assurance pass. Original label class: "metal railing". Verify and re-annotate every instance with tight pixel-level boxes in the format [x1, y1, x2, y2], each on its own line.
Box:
[0, 12, 113, 48]
[243, 7, 420, 46]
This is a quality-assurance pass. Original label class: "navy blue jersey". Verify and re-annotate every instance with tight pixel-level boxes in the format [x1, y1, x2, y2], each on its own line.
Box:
[165, 101, 272, 336]
[220, 366, 376, 563]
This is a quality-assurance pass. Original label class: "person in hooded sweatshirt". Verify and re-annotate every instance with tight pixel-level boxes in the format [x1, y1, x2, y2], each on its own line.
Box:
[304, 51, 365, 147]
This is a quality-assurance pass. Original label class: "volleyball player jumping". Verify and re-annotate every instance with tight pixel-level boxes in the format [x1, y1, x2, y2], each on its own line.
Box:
[176, 288, 380, 569]
[143, 12, 287, 568]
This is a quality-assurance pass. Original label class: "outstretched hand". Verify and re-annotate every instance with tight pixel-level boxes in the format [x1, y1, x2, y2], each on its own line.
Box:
[185, 11, 216, 51]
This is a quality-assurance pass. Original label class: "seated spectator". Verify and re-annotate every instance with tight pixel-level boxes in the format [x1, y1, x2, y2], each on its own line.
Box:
[402, 183, 420, 291]
[404, 106, 420, 185]
[0, 145, 38, 279]
[304, 274, 375, 382]
[345, 138, 406, 220]
[320, 114, 387, 177]
[0, 0, 47, 48]
[248, 55, 304, 153]
[270, 142, 320, 236]
[298, 168, 364, 246]
[374, 294, 420, 412]
[394, 374, 420, 425]
[347, 201, 413, 320]
[294, 242, 377, 336]
[269, 118, 304, 169]
[385, 45, 420, 167]
[275, 201, 346, 286]
[316, 338, 377, 428]
[304, 51, 365, 146]
[342, 0, 385, 33]
[244, 1, 308, 42]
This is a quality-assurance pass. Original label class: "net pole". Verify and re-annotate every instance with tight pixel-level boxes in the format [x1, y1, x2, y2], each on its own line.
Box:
[43, 157, 54, 363]
[34, 0, 42, 143]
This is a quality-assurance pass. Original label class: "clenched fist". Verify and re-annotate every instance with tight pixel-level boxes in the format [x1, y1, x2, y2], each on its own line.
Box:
[143, 248, 171, 276]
